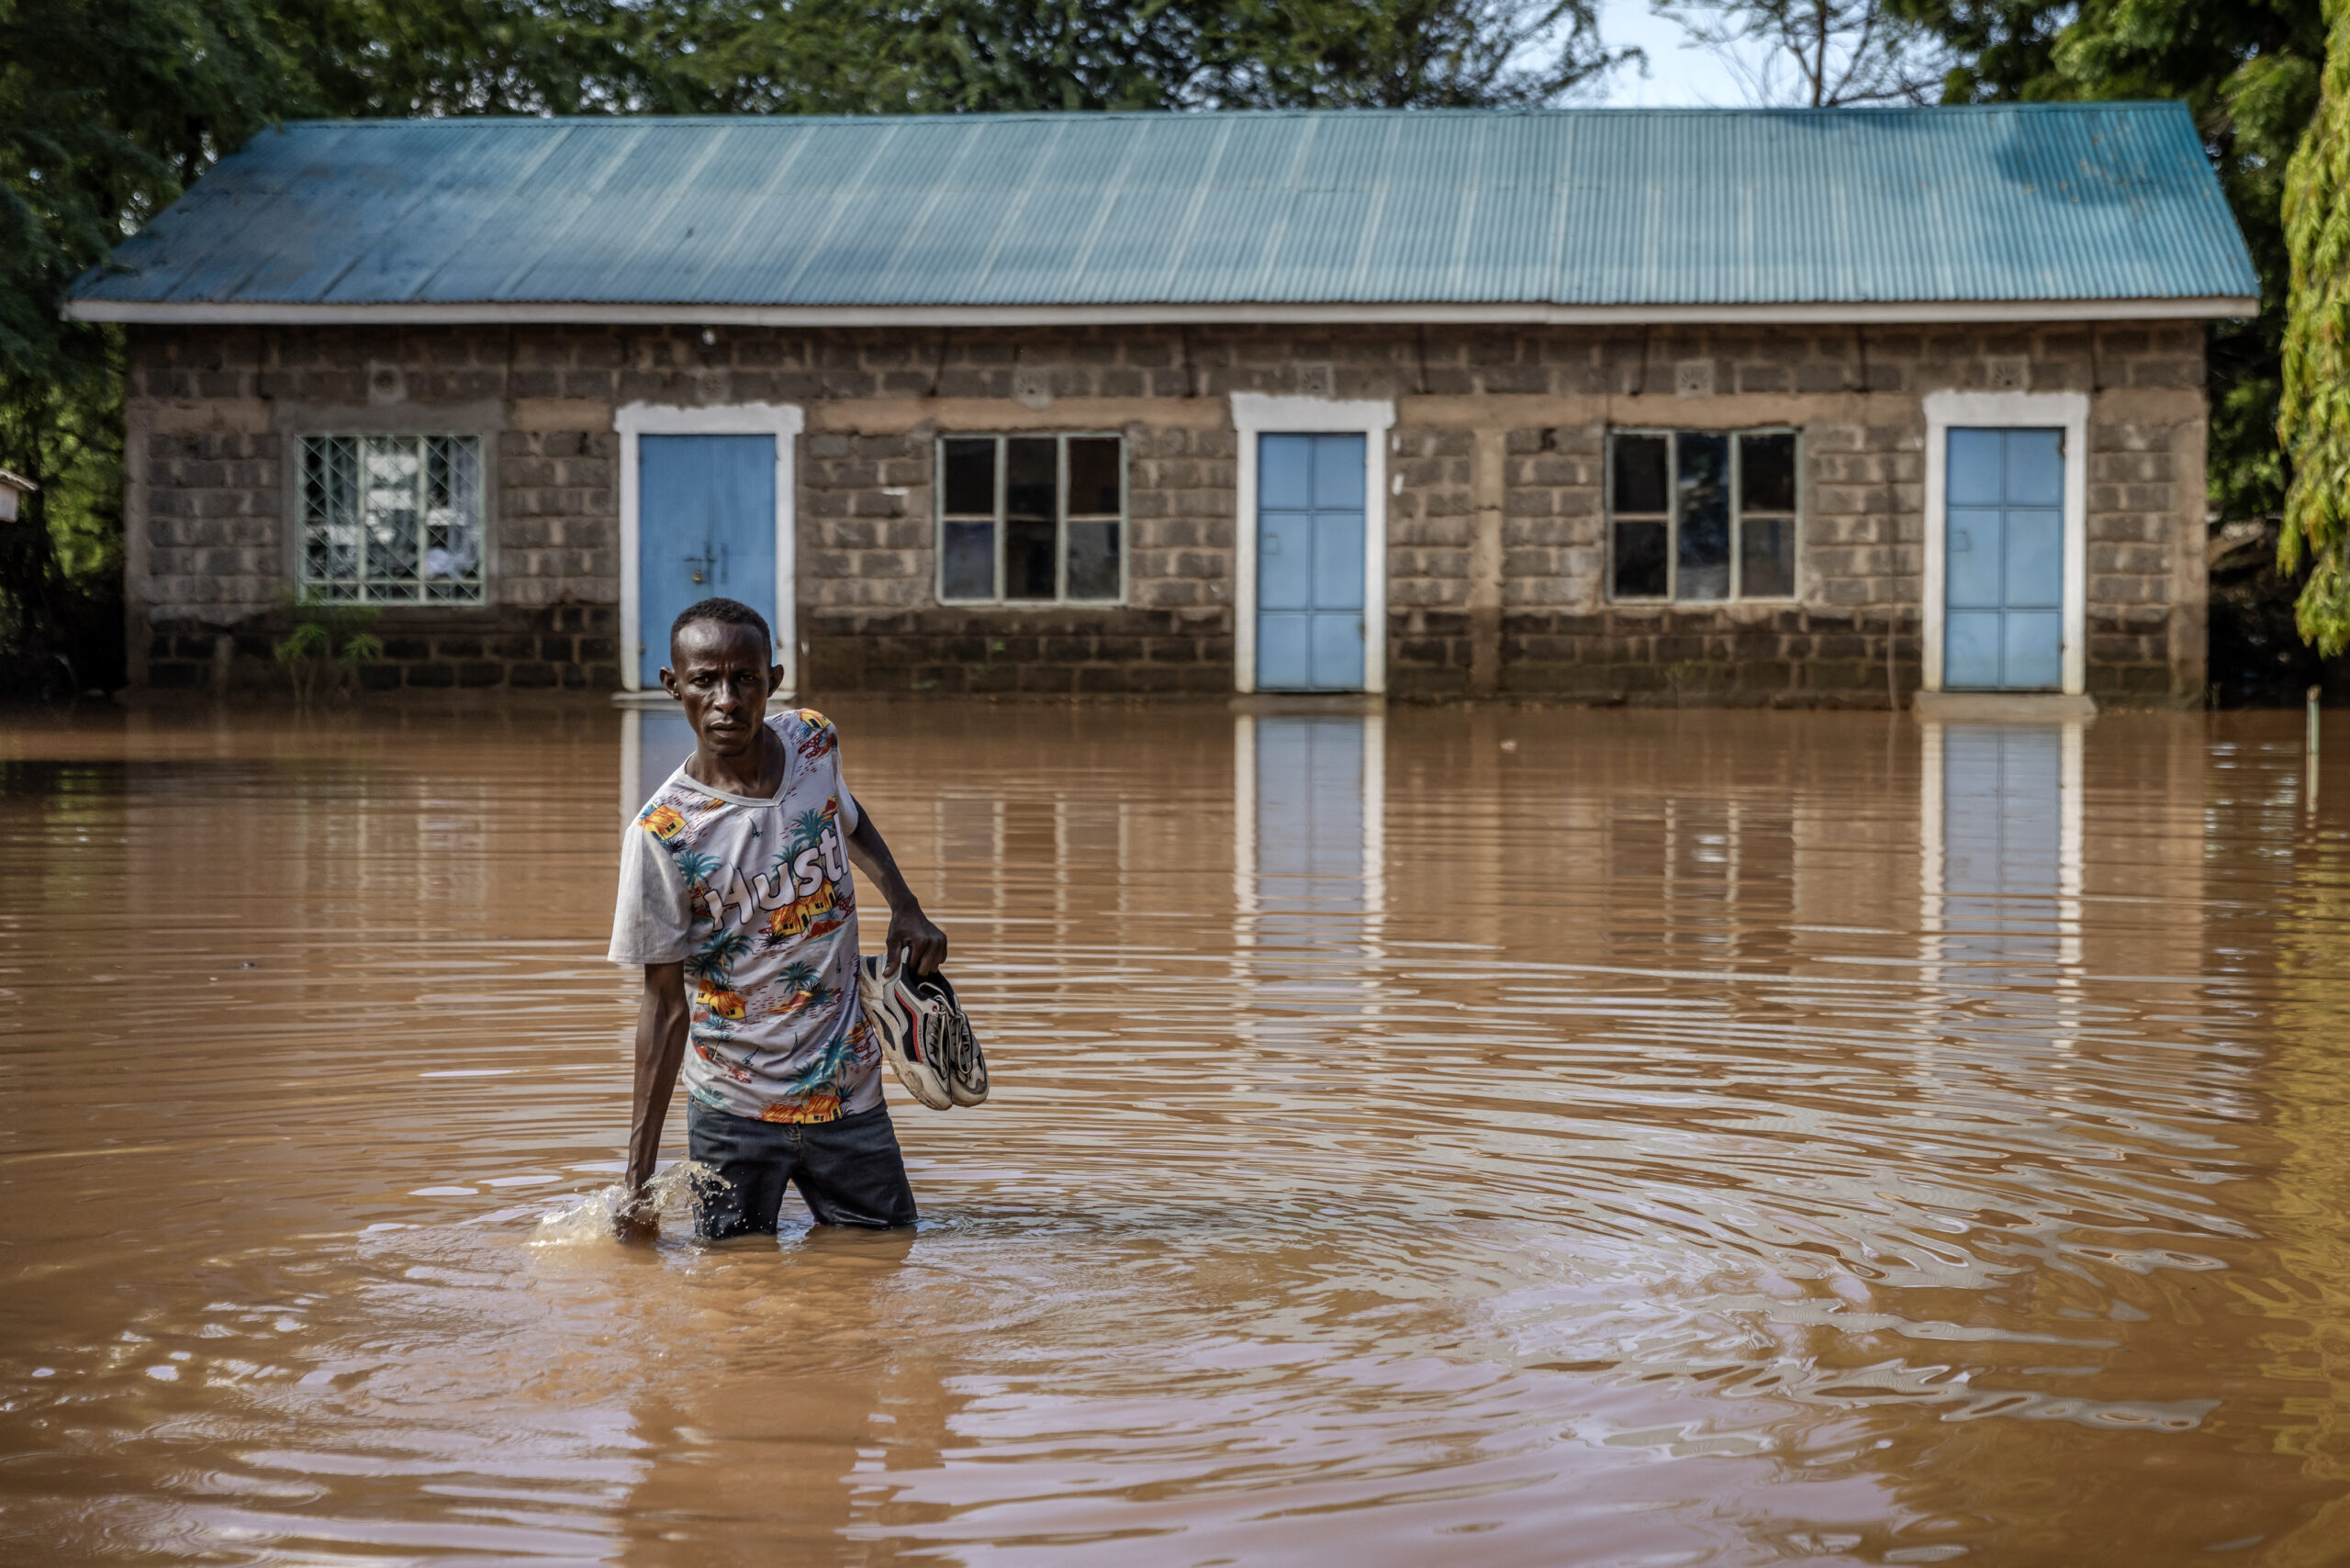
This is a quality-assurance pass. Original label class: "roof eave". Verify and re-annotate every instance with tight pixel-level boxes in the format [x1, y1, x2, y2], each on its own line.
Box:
[65, 297, 2260, 328]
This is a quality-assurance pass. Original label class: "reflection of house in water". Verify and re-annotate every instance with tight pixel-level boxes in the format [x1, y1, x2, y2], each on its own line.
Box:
[1918, 716, 2208, 999]
[621, 708, 697, 823]
[1922, 722, 2082, 980]
[1233, 713, 1386, 1040]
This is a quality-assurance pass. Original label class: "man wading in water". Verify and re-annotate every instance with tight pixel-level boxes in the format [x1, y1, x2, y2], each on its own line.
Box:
[608, 597, 947, 1240]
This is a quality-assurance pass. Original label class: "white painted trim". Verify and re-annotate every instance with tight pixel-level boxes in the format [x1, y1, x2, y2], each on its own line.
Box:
[1229, 393, 1397, 695]
[621, 708, 643, 823]
[1361, 709, 1386, 945]
[2060, 719, 2084, 973]
[64, 297, 2260, 328]
[1920, 389, 2090, 697]
[615, 400, 804, 695]
[1232, 715, 1257, 928]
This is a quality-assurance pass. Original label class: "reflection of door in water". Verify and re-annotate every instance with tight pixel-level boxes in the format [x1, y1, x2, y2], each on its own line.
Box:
[1252, 715, 1371, 978]
[1945, 427, 2063, 690]
[626, 709, 698, 817]
[1940, 724, 2060, 969]
[1255, 716, 1366, 912]
[639, 435, 776, 687]
[1257, 434, 1366, 692]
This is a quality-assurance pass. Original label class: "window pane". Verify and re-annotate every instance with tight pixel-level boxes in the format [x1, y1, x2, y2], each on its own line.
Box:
[1741, 516, 1795, 597]
[1067, 438, 1121, 516]
[422, 435, 481, 588]
[1676, 432, 1730, 601]
[304, 436, 360, 588]
[1067, 521, 1119, 599]
[1005, 518, 1057, 599]
[1740, 432, 1796, 513]
[1613, 434, 1669, 514]
[943, 439, 996, 514]
[1006, 437, 1058, 521]
[362, 438, 420, 588]
[942, 520, 995, 599]
[1613, 519, 1669, 598]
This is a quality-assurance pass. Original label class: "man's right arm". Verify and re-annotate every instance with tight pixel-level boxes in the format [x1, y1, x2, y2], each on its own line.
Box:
[620, 960, 688, 1238]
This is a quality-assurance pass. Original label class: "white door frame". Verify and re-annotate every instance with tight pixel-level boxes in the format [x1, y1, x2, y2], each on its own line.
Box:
[616, 400, 805, 694]
[1230, 393, 1397, 695]
[1920, 389, 2089, 696]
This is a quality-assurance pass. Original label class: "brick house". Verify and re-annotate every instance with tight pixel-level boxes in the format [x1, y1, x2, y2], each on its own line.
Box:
[69, 106, 2255, 705]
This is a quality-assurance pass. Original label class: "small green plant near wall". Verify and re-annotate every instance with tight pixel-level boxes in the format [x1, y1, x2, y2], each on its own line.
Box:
[273, 592, 383, 708]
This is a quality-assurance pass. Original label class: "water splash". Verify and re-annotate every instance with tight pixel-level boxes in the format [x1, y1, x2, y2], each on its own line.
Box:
[531, 1160, 713, 1247]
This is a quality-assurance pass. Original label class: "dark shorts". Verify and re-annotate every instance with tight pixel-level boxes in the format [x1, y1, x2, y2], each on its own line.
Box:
[685, 1099, 918, 1239]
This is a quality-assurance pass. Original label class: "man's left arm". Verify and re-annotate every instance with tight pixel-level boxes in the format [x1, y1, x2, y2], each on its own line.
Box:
[845, 801, 947, 975]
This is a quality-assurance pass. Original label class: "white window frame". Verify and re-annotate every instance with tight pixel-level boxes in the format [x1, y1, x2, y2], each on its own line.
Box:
[1604, 427, 1803, 605]
[1921, 390, 2089, 697]
[615, 401, 803, 696]
[934, 431, 1129, 606]
[1230, 393, 1395, 696]
[297, 431, 488, 605]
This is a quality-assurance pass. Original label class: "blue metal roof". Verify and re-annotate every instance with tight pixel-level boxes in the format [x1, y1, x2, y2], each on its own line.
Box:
[68, 105, 2259, 321]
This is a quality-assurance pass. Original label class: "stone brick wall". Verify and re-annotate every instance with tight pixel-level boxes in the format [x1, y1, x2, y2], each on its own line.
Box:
[1375, 324, 2207, 703]
[122, 319, 2207, 705]
[141, 604, 617, 692]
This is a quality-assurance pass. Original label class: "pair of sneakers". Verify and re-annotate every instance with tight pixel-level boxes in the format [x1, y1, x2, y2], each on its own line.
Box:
[856, 953, 988, 1111]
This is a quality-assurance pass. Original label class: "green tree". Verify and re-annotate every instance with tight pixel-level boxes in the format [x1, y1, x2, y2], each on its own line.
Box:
[0, 0, 293, 691]
[1193, 0, 1617, 107]
[273, 0, 661, 115]
[2280, 0, 2350, 655]
[1881, 1, 2328, 535]
[1911, 0, 2066, 100]
[645, 0, 1617, 115]
[2045, 1, 2323, 538]
[1890, 0, 2333, 693]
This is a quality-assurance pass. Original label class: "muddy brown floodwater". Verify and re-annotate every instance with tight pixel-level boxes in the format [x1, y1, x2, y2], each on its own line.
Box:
[3, 702, 2349, 1566]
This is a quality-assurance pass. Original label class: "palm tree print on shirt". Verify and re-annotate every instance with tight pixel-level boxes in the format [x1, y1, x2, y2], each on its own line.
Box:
[688, 927, 754, 1032]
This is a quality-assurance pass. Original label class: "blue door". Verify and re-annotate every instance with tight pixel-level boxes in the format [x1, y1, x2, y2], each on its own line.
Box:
[1258, 434, 1366, 691]
[638, 434, 777, 686]
[1946, 428, 2064, 690]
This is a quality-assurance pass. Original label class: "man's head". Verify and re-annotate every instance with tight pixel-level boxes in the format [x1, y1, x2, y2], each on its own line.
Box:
[661, 598, 783, 757]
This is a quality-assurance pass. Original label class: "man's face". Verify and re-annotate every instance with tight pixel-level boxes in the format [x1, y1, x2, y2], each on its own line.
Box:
[661, 621, 785, 756]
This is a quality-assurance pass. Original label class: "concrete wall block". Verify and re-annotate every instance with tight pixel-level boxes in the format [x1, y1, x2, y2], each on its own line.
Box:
[122, 318, 2203, 699]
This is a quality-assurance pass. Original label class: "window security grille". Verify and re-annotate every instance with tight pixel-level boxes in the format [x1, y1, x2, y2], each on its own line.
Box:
[300, 434, 484, 604]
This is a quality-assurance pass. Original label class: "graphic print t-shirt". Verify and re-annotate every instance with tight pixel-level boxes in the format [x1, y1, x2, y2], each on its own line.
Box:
[607, 709, 878, 1124]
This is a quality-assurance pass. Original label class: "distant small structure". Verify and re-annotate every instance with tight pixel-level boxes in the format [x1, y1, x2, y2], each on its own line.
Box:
[0, 470, 33, 523]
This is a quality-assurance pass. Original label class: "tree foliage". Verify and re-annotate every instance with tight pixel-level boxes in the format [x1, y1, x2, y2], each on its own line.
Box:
[1654, 0, 1946, 106]
[0, 0, 293, 691]
[1829, 1, 2325, 547]
[2280, 0, 2350, 656]
[1887, 0, 2335, 688]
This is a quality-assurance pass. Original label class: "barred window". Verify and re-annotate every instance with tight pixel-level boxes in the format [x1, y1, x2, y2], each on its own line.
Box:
[937, 434, 1125, 604]
[300, 434, 485, 604]
[1608, 430, 1798, 602]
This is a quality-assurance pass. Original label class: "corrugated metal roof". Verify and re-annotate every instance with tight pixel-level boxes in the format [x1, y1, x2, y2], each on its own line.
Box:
[68, 105, 2260, 320]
